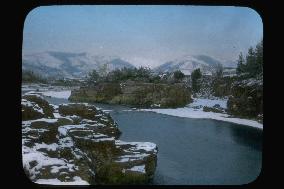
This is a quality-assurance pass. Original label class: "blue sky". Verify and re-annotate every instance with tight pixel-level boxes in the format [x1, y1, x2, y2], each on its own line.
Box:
[23, 5, 263, 67]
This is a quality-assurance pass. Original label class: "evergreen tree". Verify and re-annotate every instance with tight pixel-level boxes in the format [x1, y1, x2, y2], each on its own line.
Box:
[236, 52, 245, 74]
[236, 39, 263, 77]
[246, 47, 257, 76]
[87, 70, 100, 85]
[191, 68, 202, 93]
[255, 39, 263, 76]
[173, 70, 185, 82]
[214, 63, 223, 78]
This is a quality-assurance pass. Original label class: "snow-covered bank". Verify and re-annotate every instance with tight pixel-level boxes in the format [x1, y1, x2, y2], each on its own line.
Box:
[41, 90, 71, 99]
[24, 90, 71, 99]
[188, 98, 227, 109]
[140, 98, 263, 130]
[21, 84, 76, 99]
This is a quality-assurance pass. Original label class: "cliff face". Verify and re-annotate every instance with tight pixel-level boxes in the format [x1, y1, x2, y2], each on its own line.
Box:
[69, 81, 193, 108]
[22, 95, 158, 185]
[227, 78, 263, 120]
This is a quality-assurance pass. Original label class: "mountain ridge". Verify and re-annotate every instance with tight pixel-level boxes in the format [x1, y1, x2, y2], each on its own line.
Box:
[22, 51, 135, 79]
[153, 55, 224, 75]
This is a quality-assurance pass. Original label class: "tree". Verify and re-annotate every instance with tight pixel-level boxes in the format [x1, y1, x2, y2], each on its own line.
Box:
[236, 52, 245, 74]
[236, 39, 263, 77]
[98, 64, 108, 77]
[22, 70, 47, 83]
[87, 70, 100, 85]
[214, 63, 223, 79]
[173, 70, 185, 82]
[245, 47, 257, 76]
[255, 39, 263, 76]
[191, 68, 202, 93]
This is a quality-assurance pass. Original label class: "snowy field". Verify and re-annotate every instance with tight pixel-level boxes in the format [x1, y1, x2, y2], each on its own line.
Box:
[140, 98, 263, 130]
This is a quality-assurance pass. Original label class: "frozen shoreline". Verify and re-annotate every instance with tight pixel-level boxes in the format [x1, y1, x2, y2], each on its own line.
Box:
[140, 98, 263, 130]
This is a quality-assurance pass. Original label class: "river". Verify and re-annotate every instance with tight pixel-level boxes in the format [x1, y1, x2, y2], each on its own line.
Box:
[22, 84, 262, 185]
[41, 95, 262, 185]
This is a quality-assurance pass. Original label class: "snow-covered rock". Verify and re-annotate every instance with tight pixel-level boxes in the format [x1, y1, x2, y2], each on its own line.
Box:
[22, 96, 158, 185]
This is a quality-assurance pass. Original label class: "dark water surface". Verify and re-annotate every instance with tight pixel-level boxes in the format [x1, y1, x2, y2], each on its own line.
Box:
[44, 97, 262, 185]
[111, 110, 262, 185]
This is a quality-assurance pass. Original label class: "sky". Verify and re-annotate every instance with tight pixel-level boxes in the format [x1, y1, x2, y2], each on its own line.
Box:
[23, 5, 263, 68]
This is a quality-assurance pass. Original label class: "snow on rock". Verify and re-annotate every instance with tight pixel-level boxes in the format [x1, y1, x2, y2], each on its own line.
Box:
[33, 143, 58, 151]
[22, 98, 44, 114]
[22, 97, 158, 184]
[58, 124, 88, 136]
[116, 141, 157, 152]
[127, 165, 146, 173]
[22, 145, 75, 179]
[115, 140, 158, 164]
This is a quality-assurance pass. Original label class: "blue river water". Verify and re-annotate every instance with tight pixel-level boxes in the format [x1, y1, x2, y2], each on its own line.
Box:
[44, 97, 262, 185]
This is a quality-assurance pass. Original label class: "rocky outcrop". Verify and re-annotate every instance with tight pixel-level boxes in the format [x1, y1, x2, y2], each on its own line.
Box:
[22, 95, 158, 185]
[69, 81, 192, 108]
[227, 78, 263, 120]
[203, 105, 225, 113]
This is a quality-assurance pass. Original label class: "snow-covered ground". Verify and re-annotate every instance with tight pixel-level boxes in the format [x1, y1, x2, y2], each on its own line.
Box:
[22, 84, 74, 99]
[140, 98, 263, 130]
[24, 90, 71, 99]
[188, 98, 227, 109]
[40, 90, 71, 99]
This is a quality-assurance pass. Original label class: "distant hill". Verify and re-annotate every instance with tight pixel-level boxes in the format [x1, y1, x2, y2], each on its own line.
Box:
[22, 51, 135, 79]
[154, 55, 232, 75]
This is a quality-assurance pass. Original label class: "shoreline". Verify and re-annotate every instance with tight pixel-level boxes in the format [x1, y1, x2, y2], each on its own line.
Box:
[139, 107, 263, 130]
[22, 87, 263, 130]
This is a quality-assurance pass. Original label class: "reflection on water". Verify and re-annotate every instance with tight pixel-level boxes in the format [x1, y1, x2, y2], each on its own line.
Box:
[229, 125, 262, 151]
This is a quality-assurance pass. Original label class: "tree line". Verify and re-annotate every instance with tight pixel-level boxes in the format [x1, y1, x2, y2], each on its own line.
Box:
[86, 67, 186, 85]
[236, 39, 263, 78]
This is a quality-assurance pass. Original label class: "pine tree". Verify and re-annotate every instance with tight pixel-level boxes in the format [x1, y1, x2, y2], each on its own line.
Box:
[87, 70, 100, 85]
[191, 68, 202, 93]
[173, 70, 185, 82]
[255, 39, 263, 76]
[236, 52, 245, 74]
[236, 39, 263, 77]
[246, 47, 257, 76]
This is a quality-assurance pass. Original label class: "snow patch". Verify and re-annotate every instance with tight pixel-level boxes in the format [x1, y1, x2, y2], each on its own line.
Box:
[140, 107, 262, 129]
[128, 165, 146, 173]
[41, 90, 71, 99]
[35, 176, 89, 185]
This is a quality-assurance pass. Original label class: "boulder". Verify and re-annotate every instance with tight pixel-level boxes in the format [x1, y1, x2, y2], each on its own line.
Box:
[203, 106, 224, 113]
[22, 95, 54, 120]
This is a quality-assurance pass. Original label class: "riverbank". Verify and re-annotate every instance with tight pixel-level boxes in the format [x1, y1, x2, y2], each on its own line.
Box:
[139, 98, 263, 129]
[22, 85, 263, 129]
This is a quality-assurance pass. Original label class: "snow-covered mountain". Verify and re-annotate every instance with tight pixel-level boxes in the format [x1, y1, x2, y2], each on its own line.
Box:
[154, 55, 225, 75]
[22, 51, 135, 78]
